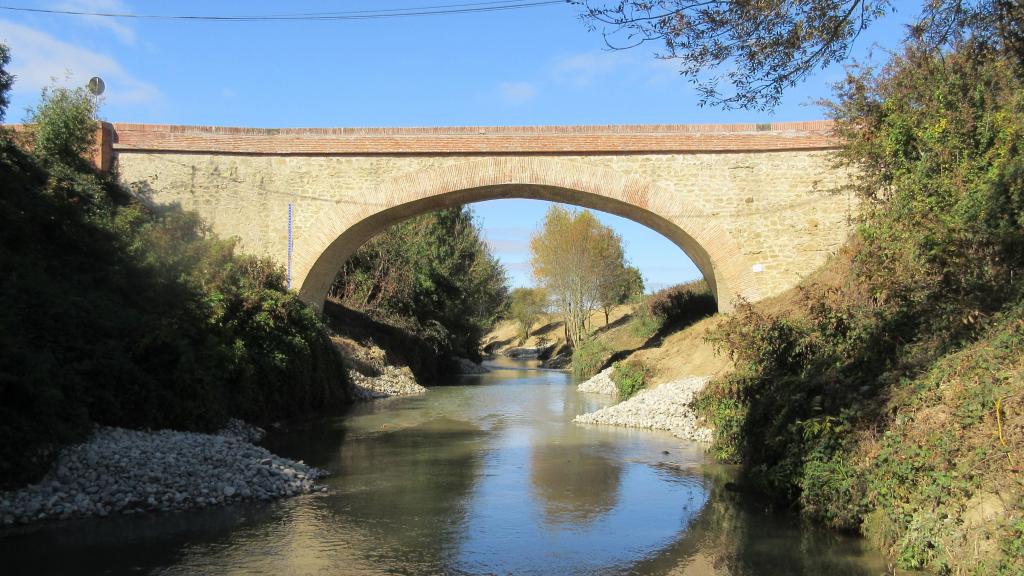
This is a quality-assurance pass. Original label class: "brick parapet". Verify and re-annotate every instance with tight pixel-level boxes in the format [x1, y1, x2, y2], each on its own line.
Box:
[110, 121, 840, 156]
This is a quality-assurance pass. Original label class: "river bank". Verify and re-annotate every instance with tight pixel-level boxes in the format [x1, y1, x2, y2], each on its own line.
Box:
[0, 421, 326, 527]
[575, 376, 714, 442]
[0, 311, 483, 528]
[0, 357, 893, 576]
[0, 349, 444, 528]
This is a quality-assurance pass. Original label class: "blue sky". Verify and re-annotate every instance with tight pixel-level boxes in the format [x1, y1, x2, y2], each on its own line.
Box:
[0, 1, 914, 291]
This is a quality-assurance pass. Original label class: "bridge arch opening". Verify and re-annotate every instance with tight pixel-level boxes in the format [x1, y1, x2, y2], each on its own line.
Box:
[293, 157, 759, 312]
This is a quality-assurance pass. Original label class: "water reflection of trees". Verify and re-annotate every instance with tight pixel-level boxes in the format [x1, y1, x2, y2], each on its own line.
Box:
[331, 416, 487, 573]
[529, 442, 623, 526]
[626, 465, 892, 576]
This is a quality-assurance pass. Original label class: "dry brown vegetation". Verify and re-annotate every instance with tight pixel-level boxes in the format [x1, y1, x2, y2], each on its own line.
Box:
[484, 297, 731, 386]
[483, 304, 637, 359]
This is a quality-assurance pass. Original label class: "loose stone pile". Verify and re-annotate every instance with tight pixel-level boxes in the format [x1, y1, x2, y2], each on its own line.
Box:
[574, 377, 714, 442]
[0, 421, 326, 527]
[349, 366, 428, 400]
[218, 418, 266, 443]
[452, 357, 490, 374]
[577, 367, 617, 395]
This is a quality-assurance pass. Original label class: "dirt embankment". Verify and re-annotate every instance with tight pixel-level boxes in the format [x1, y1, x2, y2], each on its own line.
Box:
[483, 303, 731, 383]
[629, 316, 732, 385]
[322, 300, 435, 400]
[484, 304, 650, 367]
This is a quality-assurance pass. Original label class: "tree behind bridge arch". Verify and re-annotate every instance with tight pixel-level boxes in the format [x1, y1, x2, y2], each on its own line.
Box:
[529, 205, 632, 346]
[509, 287, 548, 345]
[331, 206, 508, 361]
[598, 264, 643, 326]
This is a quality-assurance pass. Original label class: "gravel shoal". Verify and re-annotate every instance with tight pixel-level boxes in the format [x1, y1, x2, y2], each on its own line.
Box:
[574, 377, 714, 442]
[577, 367, 617, 395]
[0, 420, 326, 527]
[349, 366, 428, 400]
[452, 357, 490, 374]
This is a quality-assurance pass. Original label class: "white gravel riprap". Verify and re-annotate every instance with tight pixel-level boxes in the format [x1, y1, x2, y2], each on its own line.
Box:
[0, 420, 326, 527]
[349, 366, 428, 400]
[574, 376, 714, 442]
[577, 367, 617, 395]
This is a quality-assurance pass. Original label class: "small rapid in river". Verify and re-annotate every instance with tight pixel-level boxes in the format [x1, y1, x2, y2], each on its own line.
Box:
[0, 358, 892, 575]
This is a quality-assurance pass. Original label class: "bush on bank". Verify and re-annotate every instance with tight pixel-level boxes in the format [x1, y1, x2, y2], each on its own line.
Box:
[611, 359, 650, 399]
[571, 338, 611, 380]
[0, 78, 348, 490]
[696, 31, 1024, 574]
[629, 280, 717, 340]
[648, 280, 716, 327]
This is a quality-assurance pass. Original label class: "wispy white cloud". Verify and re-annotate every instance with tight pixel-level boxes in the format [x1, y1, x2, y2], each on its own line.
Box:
[548, 51, 631, 87]
[644, 56, 684, 86]
[55, 0, 137, 44]
[0, 19, 160, 107]
[497, 81, 537, 104]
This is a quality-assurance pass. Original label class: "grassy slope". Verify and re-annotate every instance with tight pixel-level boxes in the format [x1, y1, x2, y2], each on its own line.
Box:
[854, 302, 1023, 572]
[484, 301, 732, 385]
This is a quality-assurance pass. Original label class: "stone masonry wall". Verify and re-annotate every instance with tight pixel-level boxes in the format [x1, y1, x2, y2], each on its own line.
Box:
[115, 150, 852, 305]
[110, 122, 855, 309]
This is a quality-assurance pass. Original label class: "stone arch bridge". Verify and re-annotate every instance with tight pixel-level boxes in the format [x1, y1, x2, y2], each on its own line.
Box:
[99, 121, 855, 312]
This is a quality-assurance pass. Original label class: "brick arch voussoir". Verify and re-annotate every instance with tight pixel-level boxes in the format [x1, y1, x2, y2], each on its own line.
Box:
[295, 156, 758, 312]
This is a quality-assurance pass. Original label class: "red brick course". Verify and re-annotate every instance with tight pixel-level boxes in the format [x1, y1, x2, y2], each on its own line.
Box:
[109, 120, 839, 155]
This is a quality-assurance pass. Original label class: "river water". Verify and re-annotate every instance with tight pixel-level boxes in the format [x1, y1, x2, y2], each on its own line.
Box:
[2, 358, 893, 575]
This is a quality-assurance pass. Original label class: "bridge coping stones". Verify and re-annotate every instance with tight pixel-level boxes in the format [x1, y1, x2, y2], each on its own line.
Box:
[109, 121, 839, 155]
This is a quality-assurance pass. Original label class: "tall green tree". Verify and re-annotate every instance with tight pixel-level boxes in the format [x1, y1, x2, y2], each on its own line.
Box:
[508, 287, 547, 344]
[1, 65, 348, 488]
[331, 206, 508, 361]
[28, 85, 99, 166]
[597, 264, 643, 325]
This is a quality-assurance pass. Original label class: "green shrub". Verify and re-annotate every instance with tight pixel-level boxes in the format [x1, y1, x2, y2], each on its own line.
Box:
[571, 338, 611, 379]
[611, 360, 651, 398]
[628, 294, 662, 339]
[647, 280, 717, 326]
[28, 85, 98, 167]
[0, 74, 350, 488]
[629, 280, 717, 340]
